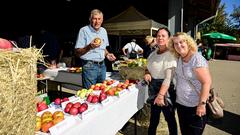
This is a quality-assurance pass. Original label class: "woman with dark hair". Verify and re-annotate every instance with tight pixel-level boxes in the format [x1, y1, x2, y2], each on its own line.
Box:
[144, 27, 178, 135]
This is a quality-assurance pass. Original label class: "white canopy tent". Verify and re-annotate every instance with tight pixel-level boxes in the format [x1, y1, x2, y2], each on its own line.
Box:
[103, 6, 167, 36]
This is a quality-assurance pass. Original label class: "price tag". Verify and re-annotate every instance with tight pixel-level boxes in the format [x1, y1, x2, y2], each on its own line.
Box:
[100, 97, 112, 106]
[81, 107, 96, 120]
[49, 116, 78, 135]
[118, 89, 128, 98]
[61, 97, 81, 109]
[111, 80, 119, 87]
[128, 85, 136, 91]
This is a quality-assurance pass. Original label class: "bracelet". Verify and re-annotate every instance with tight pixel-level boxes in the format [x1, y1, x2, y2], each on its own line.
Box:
[158, 93, 164, 97]
[157, 96, 164, 100]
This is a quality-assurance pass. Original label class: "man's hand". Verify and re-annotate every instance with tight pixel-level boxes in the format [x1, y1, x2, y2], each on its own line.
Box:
[90, 39, 101, 49]
[106, 53, 116, 61]
[138, 50, 143, 54]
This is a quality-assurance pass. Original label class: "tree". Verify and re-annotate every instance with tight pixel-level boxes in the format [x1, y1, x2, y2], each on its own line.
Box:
[199, 3, 239, 42]
[200, 4, 228, 34]
[229, 5, 240, 29]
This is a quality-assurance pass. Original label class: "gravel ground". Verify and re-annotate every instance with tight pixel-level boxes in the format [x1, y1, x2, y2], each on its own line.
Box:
[116, 60, 240, 135]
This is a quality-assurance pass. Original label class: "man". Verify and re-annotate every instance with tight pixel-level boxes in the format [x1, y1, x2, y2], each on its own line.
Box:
[122, 39, 143, 59]
[75, 9, 116, 89]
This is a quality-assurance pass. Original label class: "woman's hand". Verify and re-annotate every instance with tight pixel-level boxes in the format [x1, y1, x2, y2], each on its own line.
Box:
[144, 74, 151, 84]
[196, 104, 206, 117]
[154, 94, 165, 106]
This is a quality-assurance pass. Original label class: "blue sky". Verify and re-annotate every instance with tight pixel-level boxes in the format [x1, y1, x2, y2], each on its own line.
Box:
[220, 0, 240, 15]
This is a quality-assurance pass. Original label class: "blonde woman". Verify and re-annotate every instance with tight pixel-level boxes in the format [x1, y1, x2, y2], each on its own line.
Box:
[168, 32, 212, 135]
[143, 36, 157, 58]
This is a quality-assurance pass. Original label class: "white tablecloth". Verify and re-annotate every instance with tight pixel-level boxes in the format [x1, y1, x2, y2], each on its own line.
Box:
[43, 68, 68, 79]
[42, 69, 149, 135]
[59, 85, 147, 135]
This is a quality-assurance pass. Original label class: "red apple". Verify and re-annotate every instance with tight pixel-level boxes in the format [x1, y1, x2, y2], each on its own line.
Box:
[64, 106, 71, 113]
[69, 107, 79, 115]
[54, 98, 61, 105]
[93, 86, 100, 90]
[106, 88, 115, 96]
[107, 81, 113, 85]
[81, 102, 88, 108]
[73, 102, 81, 108]
[90, 85, 95, 89]
[117, 83, 122, 88]
[121, 84, 127, 89]
[99, 93, 107, 102]
[65, 102, 73, 108]
[91, 95, 99, 103]
[62, 97, 69, 102]
[87, 94, 93, 103]
[100, 85, 106, 90]
[79, 103, 88, 113]
[37, 102, 48, 112]
[0, 38, 13, 49]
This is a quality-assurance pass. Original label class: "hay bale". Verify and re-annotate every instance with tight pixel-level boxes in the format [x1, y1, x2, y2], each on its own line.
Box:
[0, 48, 44, 135]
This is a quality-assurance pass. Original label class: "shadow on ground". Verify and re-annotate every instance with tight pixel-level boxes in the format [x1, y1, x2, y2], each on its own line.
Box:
[119, 121, 148, 135]
[207, 110, 240, 135]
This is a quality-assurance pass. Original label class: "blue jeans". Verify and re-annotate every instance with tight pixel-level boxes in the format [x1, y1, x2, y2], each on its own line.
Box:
[148, 79, 178, 135]
[81, 60, 106, 89]
[176, 103, 208, 135]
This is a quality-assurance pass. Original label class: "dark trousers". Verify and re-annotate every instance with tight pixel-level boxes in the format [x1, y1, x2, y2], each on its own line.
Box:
[148, 104, 178, 135]
[148, 79, 178, 135]
[176, 103, 208, 135]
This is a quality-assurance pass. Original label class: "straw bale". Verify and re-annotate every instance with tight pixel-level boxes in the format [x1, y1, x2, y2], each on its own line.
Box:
[0, 48, 44, 135]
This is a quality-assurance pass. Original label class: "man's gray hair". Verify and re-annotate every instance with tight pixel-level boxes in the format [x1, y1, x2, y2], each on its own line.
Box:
[89, 9, 103, 21]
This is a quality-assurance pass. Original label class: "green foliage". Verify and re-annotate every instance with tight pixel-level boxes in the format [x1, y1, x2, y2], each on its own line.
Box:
[229, 5, 240, 29]
[200, 3, 240, 43]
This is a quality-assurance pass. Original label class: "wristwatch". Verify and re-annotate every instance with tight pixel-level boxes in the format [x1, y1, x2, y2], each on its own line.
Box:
[199, 101, 206, 105]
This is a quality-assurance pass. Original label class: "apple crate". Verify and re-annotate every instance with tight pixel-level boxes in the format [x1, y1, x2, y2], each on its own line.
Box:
[0, 48, 44, 135]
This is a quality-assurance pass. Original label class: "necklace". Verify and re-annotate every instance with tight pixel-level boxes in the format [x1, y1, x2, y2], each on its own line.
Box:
[157, 47, 167, 54]
[182, 50, 191, 62]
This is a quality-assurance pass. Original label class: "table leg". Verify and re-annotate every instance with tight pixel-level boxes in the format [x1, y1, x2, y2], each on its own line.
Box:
[59, 83, 63, 98]
[45, 79, 48, 93]
[134, 113, 137, 135]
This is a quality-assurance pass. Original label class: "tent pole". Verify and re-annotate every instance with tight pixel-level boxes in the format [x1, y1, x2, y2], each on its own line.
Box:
[150, 28, 152, 36]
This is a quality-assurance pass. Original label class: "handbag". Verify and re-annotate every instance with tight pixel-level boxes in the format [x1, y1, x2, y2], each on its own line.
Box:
[207, 88, 224, 118]
[181, 61, 224, 119]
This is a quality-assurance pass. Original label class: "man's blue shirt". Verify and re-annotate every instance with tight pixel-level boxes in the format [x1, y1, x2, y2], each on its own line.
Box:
[75, 25, 109, 61]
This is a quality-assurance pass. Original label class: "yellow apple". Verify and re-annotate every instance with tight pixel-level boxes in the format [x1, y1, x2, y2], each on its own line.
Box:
[94, 38, 101, 45]
[52, 111, 64, 119]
